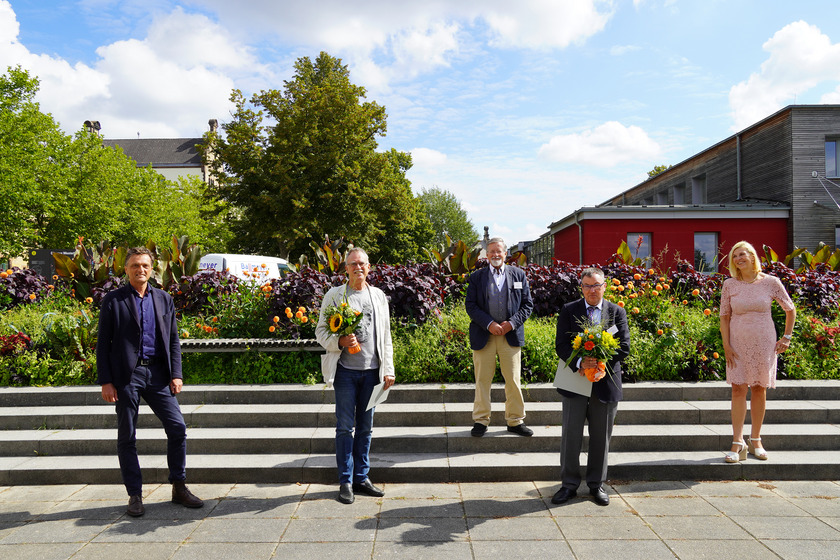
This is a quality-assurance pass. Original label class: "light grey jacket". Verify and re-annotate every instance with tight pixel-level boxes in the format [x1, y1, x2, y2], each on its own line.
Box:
[315, 283, 394, 386]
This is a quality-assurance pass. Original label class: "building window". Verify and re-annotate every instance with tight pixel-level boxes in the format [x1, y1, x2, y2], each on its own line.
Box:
[691, 175, 706, 203]
[694, 232, 718, 273]
[836, 225, 840, 249]
[627, 233, 652, 264]
[673, 184, 685, 204]
[656, 191, 668, 204]
[827, 140, 839, 178]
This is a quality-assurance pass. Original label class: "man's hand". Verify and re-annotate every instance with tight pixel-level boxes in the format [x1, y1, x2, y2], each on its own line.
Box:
[384, 375, 396, 390]
[488, 322, 504, 336]
[499, 321, 513, 335]
[101, 383, 118, 403]
[170, 378, 183, 395]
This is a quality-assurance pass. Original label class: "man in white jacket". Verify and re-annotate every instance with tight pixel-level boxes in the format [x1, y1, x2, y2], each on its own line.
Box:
[315, 247, 395, 504]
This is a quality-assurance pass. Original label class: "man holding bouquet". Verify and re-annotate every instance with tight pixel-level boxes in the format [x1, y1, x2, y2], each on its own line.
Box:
[553, 267, 630, 506]
[316, 247, 395, 505]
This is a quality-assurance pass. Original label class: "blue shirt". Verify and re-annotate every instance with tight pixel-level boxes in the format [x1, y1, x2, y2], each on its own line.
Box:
[131, 286, 157, 360]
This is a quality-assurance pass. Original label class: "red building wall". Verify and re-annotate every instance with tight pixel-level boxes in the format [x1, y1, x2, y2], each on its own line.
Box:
[553, 217, 789, 271]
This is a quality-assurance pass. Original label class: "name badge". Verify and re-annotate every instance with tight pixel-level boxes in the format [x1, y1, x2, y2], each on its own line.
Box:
[607, 325, 618, 335]
[513, 281, 523, 290]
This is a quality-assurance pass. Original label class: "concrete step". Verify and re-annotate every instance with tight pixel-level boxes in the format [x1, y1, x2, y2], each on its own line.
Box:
[2, 399, 838, 430]
[2, 450, 839, 486]
[1, 381, 837, 483]
[1, 423, 838, 457]
[3, 380, 840, 407]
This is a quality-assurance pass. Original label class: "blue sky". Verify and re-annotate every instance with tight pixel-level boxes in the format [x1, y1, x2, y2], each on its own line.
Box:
[4, 0, 840, 248]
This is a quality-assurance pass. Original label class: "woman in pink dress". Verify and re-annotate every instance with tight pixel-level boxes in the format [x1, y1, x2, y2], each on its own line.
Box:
[719, 241, 795, 463]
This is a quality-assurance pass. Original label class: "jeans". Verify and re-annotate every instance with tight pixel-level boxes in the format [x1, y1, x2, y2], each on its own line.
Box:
[115, 363, 187, 496]
[333, 363, 378, 485]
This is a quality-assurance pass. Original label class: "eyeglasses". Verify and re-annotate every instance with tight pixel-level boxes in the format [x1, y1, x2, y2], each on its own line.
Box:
[347, 262, 369, 268]
[581, 283, 605, 290]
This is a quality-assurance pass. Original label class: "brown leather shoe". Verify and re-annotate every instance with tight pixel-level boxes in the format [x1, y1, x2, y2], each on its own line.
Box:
[126, 495, 145, 517]
[172, 481, 204, 508]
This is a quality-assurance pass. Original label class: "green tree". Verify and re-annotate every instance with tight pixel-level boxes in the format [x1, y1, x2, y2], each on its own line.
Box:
[417, 186, 479, 248]
[647, 164, 672, 179]
[0, 66, 69, 258]
[203, 52, 432, 262]
[0, 66, 224, 258]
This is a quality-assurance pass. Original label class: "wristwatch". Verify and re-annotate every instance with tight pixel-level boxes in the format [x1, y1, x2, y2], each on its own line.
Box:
[782, 334, 792, 340]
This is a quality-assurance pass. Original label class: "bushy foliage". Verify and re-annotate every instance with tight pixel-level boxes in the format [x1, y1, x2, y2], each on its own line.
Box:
[765, 262, 840, 318]
[368, 263, 445, 325]
[0, 268, 53, 309]
[170, 270, 239, 314]
[524, 263, 583, 317]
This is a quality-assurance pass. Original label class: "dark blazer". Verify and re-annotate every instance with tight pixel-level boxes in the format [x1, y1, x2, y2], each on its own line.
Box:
[555, 298, 630, 402]
[96, 284, 182, 387]
[465, 265, 533, 350]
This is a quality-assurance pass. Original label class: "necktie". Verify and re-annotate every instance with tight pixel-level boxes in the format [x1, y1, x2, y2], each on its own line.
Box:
[587, 305, 597, 322]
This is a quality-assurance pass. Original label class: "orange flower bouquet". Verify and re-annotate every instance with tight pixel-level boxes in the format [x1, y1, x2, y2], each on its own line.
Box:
[324, 300, 364, 354]
[567, 320, 620, 382]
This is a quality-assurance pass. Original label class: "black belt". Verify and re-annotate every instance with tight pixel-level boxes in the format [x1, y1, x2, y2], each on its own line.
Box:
[138, 357, 157, 366]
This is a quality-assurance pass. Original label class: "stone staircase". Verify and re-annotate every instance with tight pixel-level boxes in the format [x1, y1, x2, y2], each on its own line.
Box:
[1, 380, 839, 485]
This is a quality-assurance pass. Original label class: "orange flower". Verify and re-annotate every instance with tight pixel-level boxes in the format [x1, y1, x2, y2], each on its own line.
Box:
[632, 307, 640, 314]
[584, 340, 596, 351]
[0, 272, 7, 279]
[52, 274, 58, 280]
[298, 306, 306, 313]
[28, 293, 36, 301]
[629, 293, 638, 299]
[681, 300, 688, 305]
[633, 273, 641, 281]
[659, 276, 667, 282]
[617, 285, 625, 292]
[301, 316, 308, 323]
[617, 300, 625, 307]
[648, 268, 655, 275]
[651, 290, 659, 296]
[691, 289, 700, 296]
[701, 355, 708, 361]
[656, 329, 664, 335]
[269, 325, 276, 333]
[260, 263, 267, 269]
[612, 278, 621, 285]
[713, 352, 720, 359]
[295, 310, 303, 319]
[663, 284, 670, 290]
[85, 297, 93, 303]
[48, 284, 54, 289]
[273, 316, 280, 323]
[655, 284, 663, 291]
[212, 316, 218, 323]
[703, 308, 711, 316]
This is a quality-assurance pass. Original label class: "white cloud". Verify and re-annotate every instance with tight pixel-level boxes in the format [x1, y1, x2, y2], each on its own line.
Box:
[610, 44, 641, 56]
[537, 121, 662, 167]
[410, 148, 449, 170]
[729, 21, 840, 130]
[0, 4, 252, 137]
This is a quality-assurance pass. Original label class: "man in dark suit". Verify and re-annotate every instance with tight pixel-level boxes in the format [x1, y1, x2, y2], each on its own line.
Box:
[97, 247, 203, 517]
[553, 267, 630, 506]
[465, 237, 534, 437]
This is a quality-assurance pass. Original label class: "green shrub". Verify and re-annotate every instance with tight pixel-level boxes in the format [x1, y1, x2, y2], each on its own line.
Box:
[182, 351, 320, 385]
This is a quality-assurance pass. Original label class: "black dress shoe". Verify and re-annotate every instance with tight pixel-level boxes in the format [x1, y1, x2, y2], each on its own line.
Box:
[507, 424, 533, 437]
[353, 479, 385, 497]
[551, 487, 577, 504]
[126, 495, 145, 517]
[338, 483, 355, 504]
[172, 481, 204, 508]
[471, 423, 487, 437]
[590, 486, 610, 506]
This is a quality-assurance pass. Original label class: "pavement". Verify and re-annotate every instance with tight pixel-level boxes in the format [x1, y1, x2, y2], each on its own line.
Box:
[0, 480, 838, 559]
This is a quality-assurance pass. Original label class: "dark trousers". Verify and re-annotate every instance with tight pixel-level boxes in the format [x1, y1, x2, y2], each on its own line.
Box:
[560, 394, 618, 490]
[333, 364, 378, 485]
[115, 363, 187, 496]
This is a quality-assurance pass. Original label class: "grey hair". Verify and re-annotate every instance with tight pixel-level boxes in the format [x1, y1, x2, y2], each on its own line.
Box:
[345, 247, 369, 263]
[581, 267, 604, 280]
[487, 237, 507, 251]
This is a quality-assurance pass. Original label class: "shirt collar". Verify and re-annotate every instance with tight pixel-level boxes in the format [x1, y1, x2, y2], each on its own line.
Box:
[492, 264, 505, 276]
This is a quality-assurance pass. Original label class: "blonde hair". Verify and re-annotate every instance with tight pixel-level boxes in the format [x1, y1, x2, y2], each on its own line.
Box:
[727, 241, 761, 279]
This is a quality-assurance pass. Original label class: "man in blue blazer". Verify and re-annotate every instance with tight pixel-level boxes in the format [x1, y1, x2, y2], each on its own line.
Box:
[465, 238, 534, 437]
[553, 267, 630, 506]
[97, 247, 203, 517]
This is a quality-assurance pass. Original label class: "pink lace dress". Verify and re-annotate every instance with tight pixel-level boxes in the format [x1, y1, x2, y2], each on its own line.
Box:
[719, 275, 794, 388]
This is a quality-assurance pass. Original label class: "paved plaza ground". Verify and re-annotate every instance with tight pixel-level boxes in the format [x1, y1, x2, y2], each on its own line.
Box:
[0, 479, 838, 559]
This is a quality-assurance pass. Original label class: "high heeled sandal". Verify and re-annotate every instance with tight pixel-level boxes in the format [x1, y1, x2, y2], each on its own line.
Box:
[748, 437, 768, 460]
[724, 440, 747, 463]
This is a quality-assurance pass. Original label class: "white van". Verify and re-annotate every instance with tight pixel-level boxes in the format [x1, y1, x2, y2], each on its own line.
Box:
[198, 253, 291, 282]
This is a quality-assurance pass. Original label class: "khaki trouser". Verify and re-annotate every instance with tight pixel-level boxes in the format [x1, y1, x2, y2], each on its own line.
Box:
[472, 334, 526, 426]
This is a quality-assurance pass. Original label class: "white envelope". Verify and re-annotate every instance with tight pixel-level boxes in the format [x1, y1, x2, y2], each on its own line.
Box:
[552, 358, 592, 397]
[366, 382, 391, 411]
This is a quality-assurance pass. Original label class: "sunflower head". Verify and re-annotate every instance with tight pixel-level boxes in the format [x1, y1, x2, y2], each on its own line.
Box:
[329, 313, 343, 332]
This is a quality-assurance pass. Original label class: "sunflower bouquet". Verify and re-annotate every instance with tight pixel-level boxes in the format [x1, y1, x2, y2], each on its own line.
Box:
[566, 319, 621, 382]
[323, 300, 364, 354]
